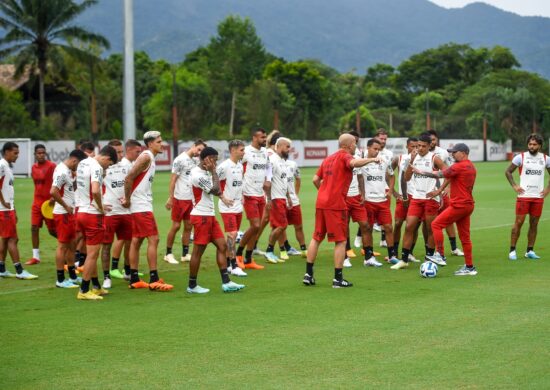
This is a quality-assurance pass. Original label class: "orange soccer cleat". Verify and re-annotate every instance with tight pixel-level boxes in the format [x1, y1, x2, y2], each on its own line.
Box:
[129, 280, 149, 289]
[244, 260, 264, 270]
[25, 258, 40, 265]
[236, 256, 245, 270]
[346, 249, 356, 258]
[149, 279, 174, 292]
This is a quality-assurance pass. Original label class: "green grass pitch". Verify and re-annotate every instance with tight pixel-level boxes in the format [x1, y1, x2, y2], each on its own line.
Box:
[2, 162, 550, 389]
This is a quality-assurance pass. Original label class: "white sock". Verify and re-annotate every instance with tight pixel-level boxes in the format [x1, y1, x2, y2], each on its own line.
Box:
[32, 248, 40, 259]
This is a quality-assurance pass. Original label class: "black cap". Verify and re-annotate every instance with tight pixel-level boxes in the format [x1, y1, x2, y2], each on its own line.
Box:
[447, 143, 469, 154]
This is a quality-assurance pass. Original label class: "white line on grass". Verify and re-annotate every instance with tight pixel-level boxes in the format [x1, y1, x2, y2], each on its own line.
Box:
[472, 218, 549, 231]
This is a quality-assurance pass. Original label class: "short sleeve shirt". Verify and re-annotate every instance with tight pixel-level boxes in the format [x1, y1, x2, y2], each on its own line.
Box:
[315, 150, 354, 210]
[442, 159, 477, 207]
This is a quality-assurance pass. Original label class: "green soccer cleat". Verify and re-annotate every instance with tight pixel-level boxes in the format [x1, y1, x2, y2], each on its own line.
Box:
[109, 269, 125, 279]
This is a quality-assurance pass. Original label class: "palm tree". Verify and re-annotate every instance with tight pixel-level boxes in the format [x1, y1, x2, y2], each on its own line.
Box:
[0, 0, 110, 123]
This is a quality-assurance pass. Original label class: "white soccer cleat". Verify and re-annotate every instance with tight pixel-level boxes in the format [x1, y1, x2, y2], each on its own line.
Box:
[343, 258, 352, 268]
[163, 254, 179, 264]
[287, 247, 302, 256]
[102, 278, 112, 289]
[353, 236, 362, 248]
[426, 253, 447, 266]
[56, 279, 79, 288]
[364, 257, 383, 267]
[187, 285, 210, 294]
[390, 260, 409, 270]
[373, 223, 382, 232]
[230, 267, 247, 277]
[408, 254, 420, 263]
[379, 240, 388, 248]
[222, 281, 245, 292]
[253, 248, 266, 256]
[181, 254, 191, 262]
[451, 248, 464, 256]
[16, 270, 38, 280]
[264, 252, 279, 264]
[0, 270, 16, 278]
[508, 250, 517, 260]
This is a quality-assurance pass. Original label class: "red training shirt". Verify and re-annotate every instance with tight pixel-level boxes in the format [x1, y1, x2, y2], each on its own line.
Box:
[32, 160, 56, 204]
[315, 150, 354, 210]
[442, 159, 477, 207]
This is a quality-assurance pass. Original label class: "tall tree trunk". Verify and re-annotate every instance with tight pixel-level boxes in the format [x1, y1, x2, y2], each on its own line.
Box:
[90, 63, 98, 141]
[229, 89, 237, 137]
[39, 71, 46, 123]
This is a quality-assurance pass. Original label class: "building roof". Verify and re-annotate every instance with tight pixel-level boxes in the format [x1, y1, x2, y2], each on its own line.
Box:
[0, 64, 31, 91]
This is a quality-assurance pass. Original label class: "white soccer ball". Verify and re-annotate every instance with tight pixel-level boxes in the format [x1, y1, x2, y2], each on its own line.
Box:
[420, 261, 438, 278]
[236, 231, 244, 243]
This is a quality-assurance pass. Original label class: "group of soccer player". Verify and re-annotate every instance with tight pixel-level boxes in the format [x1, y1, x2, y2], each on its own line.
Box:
[0, 127, 547, 293]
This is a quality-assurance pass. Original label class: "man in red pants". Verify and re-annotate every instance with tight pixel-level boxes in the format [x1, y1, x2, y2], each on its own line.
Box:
[413, 143, 478, 276]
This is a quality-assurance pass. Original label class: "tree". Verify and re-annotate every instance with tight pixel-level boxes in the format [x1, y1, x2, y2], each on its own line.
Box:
[0, 0, 109, 123]
[207, 15, 268, 136]
[339, 105, 377, 135]
[0, 87, 38, 137]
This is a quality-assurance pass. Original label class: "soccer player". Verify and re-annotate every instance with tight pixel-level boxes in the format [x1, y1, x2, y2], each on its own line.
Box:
[413, 143, 478, 275]
[284, 156, 307, 257]
[235, 128, 269, 270]
[391, 133, 447, 270]
[303, 133, 380, 288]
[104, 139, 142, 281]
[428, 129, 464, 256]
[505, 134, 550, 260]
[362, 138, 399, 264]
[27, 144, 57, 265]
[123, 131, 173, 291]
[164, 139, 206, 264]
[50, 149, 87, 288]
[264, 137, 292, 263]
[0, 142, 38, 280]
[373, 128, 393, 247]
[74, 146, 117, 300]
[187, 147, 245, 294]
[345, 131, 378, 268]
[391, 137, 420, 262]
[217, 140, 247, 277]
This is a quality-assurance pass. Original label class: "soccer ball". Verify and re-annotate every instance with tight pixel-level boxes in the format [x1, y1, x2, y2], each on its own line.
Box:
[420, 261, 438, 278]
[236, 231, 244, 244]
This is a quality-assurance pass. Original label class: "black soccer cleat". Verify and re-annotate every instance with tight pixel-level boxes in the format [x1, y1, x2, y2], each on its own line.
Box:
[303, 273, 316, 286]
[332, 278, 353, 288]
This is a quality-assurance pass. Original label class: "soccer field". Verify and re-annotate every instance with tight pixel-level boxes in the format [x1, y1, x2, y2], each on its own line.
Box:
[2, 161, 550, 389]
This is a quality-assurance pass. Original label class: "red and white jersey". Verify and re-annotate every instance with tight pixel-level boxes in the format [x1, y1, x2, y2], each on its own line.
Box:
[75, 157, 103, 214]
[104, 157, 132, 216]
[379, 148, 394, 166]
[397, 154, 414, 197]
[130, 150, 155, 213]
[433, 146, 451, 166]
[347, 149, 363, 197]
[52, 162, 75, 215]
[242, 145, 269, 197]
[512, 152, 550, 199]
[410, 152, 439, 201]
[362, 158, 392, 203]
[0, 158, 15, 211]
[269, 153, 289, 200]
[217, 158, 243, 214]
[190, 166, 215, 216]
[286, 160, 301, 206]
[172, 152, 196, 201]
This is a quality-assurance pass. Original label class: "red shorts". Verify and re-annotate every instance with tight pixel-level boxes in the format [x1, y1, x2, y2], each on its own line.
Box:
[0, 210, 17, 239]
[221, 212, 243, 233]
[31, 201, 56, 231]
[103, 214, 133, 243]
[287, 205, 303, 226]
[269, 199, 289, 228]
[365, 200, 392, 226]
[243, 195, 266, 220]
[76, 212, 105, 246]
[171, 199, 193, 222]
[516, 197, 544, 217]
[54, 213, 76, 243]
[408, 199, 440, 219]
[313, 208, 348, 243]
[394, 199, 409, 220]
[190, 215, 224, 245]
[131, 212, 158, 238]
[346, 195, 367, 222]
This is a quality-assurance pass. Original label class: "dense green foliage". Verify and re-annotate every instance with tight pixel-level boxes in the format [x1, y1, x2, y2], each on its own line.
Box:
[1, 7, 550, 146]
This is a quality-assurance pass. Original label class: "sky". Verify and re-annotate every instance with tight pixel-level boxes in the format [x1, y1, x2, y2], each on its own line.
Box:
[429, 0, 550, 17]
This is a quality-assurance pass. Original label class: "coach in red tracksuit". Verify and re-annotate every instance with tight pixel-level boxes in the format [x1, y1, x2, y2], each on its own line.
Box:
[413, 143, 478, 276]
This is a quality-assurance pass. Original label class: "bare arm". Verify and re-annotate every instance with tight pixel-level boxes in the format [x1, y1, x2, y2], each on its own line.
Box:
[358, 174, 365, 201]
[0, 187, 7, 209]
[165, 173, 178, 209]
[505, 163, 524, 194]
[350, 157, 381, 168]
[91, 181, 106, 214]
[312, 175, 322, 190]
[123, 153, 150, 207]
[295, 176, 301, 195]
[50, 186, 73, 214]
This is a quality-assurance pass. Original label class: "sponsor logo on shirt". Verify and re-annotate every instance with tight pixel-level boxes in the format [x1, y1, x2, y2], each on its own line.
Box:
[526, 169, 543, 175]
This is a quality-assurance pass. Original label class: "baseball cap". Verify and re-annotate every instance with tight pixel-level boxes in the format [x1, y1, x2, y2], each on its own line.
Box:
[447, 143, 469, 154]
